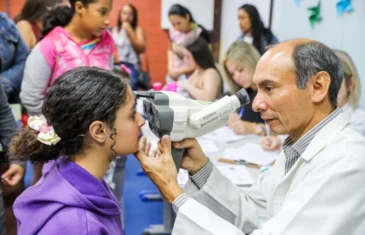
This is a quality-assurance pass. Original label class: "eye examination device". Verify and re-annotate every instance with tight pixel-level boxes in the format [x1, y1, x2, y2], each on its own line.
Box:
[135, 88, 250, 169]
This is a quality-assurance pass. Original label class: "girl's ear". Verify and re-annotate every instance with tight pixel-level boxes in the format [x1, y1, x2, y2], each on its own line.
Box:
[89, 121, 107, 144]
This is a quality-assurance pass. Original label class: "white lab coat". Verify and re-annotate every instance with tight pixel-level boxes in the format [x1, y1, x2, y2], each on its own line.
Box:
[172, 112, 365, 235]
[342, 103, 365, 136]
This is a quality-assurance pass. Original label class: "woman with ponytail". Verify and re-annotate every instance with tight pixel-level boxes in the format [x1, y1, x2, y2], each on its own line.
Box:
[12, 67, 145, 234]
[20, 0, 114, 117]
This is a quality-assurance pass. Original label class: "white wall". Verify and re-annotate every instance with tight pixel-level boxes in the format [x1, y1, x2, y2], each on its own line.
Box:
[161, 0, 215, 30]
[272, 0, 365, 108]
[220, 0, 272, 60]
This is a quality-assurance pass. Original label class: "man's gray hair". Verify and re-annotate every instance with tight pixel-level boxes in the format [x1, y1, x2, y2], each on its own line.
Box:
[292, 42, 343, 109]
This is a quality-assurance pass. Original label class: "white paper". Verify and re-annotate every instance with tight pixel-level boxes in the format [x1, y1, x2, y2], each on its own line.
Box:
[217, 165, 255, 186]
[201, 126, 246, 143]
[177, 169, 189, 186]
[177, 165, 254, 187]
[197, 138, 219, 153]
[222, 143, 278, 166]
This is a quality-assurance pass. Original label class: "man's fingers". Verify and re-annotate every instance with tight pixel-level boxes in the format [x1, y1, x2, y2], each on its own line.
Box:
[173, 138, 197, 149]
[161, 136, 172, 153]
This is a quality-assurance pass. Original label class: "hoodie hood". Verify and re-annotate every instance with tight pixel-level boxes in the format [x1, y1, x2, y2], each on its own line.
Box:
[13, 158, 121, 234]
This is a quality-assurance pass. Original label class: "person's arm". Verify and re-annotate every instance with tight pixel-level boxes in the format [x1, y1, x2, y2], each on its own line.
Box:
[178, 69, 221, 101]
[135, 136, 268, 234]
[174, 151, 365, 234]
[20, 43, 53, 116]
[173, 197, 246, 235]
[124, 24, 146, 53]
[0, 84, 25, 184]
[0, 20, 29, 98]
[167, 50, 195, 80]
[16, 20, 36, 50]
[0, 84, 18, 151]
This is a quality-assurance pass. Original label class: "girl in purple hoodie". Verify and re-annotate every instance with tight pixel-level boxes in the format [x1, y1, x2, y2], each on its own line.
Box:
[10, 67, 145, 235]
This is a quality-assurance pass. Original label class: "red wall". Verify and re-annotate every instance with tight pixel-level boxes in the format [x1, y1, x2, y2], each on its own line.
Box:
[0, 0, 168, 84]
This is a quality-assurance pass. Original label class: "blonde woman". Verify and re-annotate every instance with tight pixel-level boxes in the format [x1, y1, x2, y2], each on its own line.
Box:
[223, 41, 268, 135]
[334, 49, 365, 136]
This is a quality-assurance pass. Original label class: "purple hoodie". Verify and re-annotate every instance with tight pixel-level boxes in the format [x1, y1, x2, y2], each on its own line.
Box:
[13, 158, 124, 235]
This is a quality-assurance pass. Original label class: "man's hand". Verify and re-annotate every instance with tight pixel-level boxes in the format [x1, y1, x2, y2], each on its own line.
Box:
[135, 136, 184, 203]
[228, 113, 256, 135]
[1, 163, 24, 186]
[173, 138, 209, 175]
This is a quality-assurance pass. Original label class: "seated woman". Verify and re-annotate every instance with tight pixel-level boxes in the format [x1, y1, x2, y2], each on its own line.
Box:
[261, 49, 365, 151]
[167, 4, 211, 82]
[334, 49, 365, 136]
[10, 67, 145, 234]
[223, 41, 268, 135]
[177, 37, 222, 102]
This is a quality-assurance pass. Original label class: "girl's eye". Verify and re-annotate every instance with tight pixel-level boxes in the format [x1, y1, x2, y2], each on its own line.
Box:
[99, 9, 107, 15]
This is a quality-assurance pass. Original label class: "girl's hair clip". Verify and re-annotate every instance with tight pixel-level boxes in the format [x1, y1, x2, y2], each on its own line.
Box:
[28, 115, 61, 146]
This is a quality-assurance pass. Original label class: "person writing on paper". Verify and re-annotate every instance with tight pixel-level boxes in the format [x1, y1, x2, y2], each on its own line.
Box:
[135, 39, 365, 235]
[223, 41, 268, 135]
[334, 49, 365, 136]
[177, 37, 222, 101]
[261, 49, 365, 151]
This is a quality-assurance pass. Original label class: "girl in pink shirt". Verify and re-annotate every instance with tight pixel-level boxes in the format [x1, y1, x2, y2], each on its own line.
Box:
[20, 0, 114, 116]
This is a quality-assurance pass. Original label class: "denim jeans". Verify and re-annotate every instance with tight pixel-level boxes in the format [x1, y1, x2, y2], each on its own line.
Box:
[119, 61, 139, 91]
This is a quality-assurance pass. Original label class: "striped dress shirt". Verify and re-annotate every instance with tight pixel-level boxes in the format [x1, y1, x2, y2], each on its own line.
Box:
[283, 108, 341, 173]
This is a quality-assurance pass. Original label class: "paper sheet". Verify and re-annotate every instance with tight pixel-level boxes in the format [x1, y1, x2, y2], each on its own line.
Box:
[222, 143, 279, 166]
[217, 165, 255, 186]
[197, 138, 219, 153]
[201, 126, 246, 143]
[177, 169, 189, 186]
[177, 165, 254, 187]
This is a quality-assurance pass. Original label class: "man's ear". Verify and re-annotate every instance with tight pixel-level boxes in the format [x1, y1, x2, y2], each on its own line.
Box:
[309, 71, 331, 104]
[89, 121, 107, 144]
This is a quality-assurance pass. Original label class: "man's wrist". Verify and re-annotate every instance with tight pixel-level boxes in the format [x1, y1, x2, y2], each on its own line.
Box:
[172, 193, 191, 213]
[163, 183, 184, 204]
[189, 156, 209, 176]
[190, 160, 213, 189]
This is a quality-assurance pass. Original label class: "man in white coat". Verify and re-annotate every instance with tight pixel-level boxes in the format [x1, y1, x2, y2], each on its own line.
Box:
[136, 39, 365, 235]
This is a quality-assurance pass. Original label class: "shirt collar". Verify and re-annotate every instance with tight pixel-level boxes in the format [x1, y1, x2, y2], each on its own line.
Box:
[283, 108, 342, 157]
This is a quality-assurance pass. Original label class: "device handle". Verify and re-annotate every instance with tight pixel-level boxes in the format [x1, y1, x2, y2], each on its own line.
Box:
[171, 146, 185, 170]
